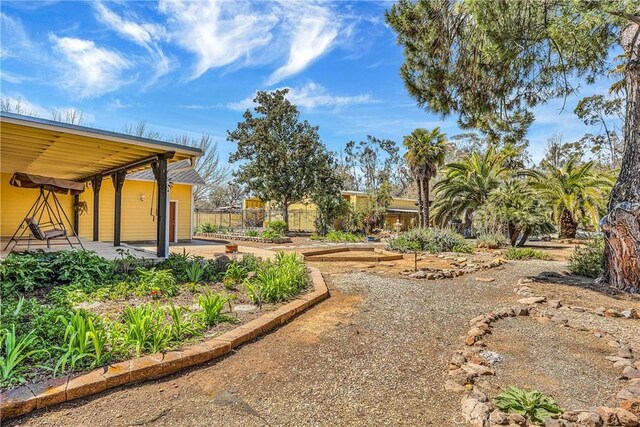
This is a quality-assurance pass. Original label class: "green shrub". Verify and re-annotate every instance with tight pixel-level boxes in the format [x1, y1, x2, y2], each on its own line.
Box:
[387, 228, 473, 253]
[0, 252, 54, 296]
[568, 238, 604, 278]
[0, 325, 45, 387]
[504, 248, 553, 260]
[261, 229, 283, 239]
[198, 292, 232, 326]
[245, 229, 259, 237]
[121, 304, 171, 356]
[51, 250, 115, 287]
[494, 386, 563, 425]
[135, 268, 179, 297]
[476, 232, 508, 249]
[244, 252, 308, 306]
[185, 260, 206, 283]
[326, 230, 361, 243]
[167, 304, 202, 341]
[266, 220, 288, 234]
[156, 252, 191, 283]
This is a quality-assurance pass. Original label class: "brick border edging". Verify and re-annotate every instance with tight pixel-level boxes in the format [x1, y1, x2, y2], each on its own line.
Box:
[0, 267, 329, 421]
[194, 233, 292, 244]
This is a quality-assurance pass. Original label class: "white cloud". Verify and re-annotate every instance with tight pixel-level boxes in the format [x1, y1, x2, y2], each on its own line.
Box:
[227, 82, 375, 111]
[49, 34, 132, 98]
[93, 3, 170, 83]
[267, 3, 340, 85]
[0, 95, 49, 117]
[0, 13, 31, 59]
[159, 0, 278, 80]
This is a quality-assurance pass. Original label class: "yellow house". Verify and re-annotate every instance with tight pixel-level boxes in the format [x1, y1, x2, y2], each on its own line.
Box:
[242, 190, 419, 232]
[0, 112, 202, 257]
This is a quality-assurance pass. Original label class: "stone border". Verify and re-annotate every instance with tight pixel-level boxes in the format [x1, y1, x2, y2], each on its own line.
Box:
[300, 246, 404, 262]
[449, 289, 640, 426]
[195, 233, 292, 244]
[0, 267, 328, 421]
[403, 256, 507, 280]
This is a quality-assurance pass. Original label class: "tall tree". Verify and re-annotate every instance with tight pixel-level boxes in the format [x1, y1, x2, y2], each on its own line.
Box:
[403, 127, 449, 227]
[228, 89, 333, 226]
[574, 94, 625, 168]
[387, 0, 640, 292]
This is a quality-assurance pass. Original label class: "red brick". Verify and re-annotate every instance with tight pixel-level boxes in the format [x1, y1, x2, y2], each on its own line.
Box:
[66, 369, 106, 401]
[0, 385, 37, 420]
[28, 376, 68, 409]
[181, 343, 216, 368]
[155, 351, 184, 375]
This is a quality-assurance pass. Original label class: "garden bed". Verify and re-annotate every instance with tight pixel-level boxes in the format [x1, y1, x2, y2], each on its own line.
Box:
[0, 249, 312, 399]
[195, 232, 292, 244]
[301, 247, 403, 262]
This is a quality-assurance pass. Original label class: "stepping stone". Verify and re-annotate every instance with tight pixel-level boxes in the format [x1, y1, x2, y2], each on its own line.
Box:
[517, 296, 547, 304]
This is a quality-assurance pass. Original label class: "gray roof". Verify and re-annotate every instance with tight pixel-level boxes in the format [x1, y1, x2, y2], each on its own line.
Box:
[128, 159, 205, 185]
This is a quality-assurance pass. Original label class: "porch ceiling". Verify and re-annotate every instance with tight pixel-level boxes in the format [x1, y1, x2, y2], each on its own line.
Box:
[0, 113, 202, 180]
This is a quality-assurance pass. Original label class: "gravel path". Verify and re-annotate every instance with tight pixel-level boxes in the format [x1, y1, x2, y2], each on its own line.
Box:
[10, 260, 639, 427]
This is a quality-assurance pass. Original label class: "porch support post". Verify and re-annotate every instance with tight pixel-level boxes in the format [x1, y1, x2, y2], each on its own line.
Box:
[91, 175, 103, 241]
[152, 153, 174, 257]
[73, 195, 80, 235]
[112, 170, 127, 246]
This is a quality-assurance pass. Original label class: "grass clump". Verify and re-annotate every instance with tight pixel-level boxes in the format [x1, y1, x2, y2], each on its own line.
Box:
[568, 238, 604, 278]
[244, 252, 308, 306]
[476, 232, 508, 249]
[387, 228, 472, 253]
[503, 248, 552, 260]
[494, 386, 563, 425]
[326, 230, 361, 243]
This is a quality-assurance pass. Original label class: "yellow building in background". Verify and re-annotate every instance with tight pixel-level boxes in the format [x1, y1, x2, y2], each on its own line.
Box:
[242, 190, 419, 232]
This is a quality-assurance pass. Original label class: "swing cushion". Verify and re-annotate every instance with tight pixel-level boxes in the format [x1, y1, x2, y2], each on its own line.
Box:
[26, 218, 66, 241]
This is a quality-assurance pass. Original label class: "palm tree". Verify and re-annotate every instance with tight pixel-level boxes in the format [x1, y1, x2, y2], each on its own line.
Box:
[403, 127, 449, 228]
[527, 157, 614, 238]
[431, 145, 510, 227]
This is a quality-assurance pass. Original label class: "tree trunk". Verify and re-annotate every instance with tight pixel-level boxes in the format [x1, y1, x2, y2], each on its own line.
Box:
[517, 227, 531, 247]
[282, 201, 289, 229]
[508, 222, 519, 247]
[415, 175, 423, 229]
[602, 22, 640, 293]
[422, 176, 431, 228]
[559, 209, 577, 239]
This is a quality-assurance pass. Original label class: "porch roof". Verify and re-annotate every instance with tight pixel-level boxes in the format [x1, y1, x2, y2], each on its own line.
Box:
[0, 112, 202, 180]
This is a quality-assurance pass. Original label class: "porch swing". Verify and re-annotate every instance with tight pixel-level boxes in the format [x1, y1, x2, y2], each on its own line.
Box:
[4, 173, 86, 251]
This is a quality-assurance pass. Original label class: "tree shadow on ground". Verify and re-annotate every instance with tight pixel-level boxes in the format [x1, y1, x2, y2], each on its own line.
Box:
[524, 271, 640, 302]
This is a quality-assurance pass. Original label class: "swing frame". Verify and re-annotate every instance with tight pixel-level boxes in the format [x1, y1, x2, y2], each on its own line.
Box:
[4, 187, 85, 252]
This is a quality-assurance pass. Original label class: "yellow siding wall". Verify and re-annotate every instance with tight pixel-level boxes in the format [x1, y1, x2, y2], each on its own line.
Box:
[1, 172, 193, 242]
[389, 198, 418, 210]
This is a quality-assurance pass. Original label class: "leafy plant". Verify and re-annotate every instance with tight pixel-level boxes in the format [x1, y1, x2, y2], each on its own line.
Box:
[0, 326, 44, 386]
[494, 387, 563, 424]
[136, 268, 179, 297]
[245, 229, 259, 237]
[167, 305, 201, 341]
[185, 260, 206, 283]
[387, 228, 473, 253]
[0, 252, 54, 296]
[51, 250, 115, 287]
[197, 293, 232, 326]
[261, 229, 283, 239]
[224, 261, 247, 284]
[55, 310, 111, 375]
[504, 248, 553, 261]
[266, 220, 288, 234]
[121, 304, 171, 356]
[326, 230, 361, 243]
[568, 238, 604, 278]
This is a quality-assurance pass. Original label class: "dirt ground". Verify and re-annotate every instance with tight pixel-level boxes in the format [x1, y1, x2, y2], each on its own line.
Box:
[10, 240, 640, 427]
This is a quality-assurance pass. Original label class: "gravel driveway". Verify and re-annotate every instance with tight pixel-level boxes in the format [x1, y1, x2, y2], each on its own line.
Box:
[11, 261, 640, 427]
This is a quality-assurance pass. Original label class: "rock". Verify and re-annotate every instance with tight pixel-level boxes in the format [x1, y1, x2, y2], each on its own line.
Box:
[465, 335, 477, 346]
[616, 407, 639, 427]
[636, 361, 640, 370]
[410, 270, 428, 278]
[461, 396, 491, 427]
[512, 306, 529, 316]
[608, 356, 634, 363]
[544, 419, 568, 427]
[614, 360, 634, 370]
[213, 254, 232, 270]
[451, 353, 467, 366]
[571, 306, 587, 312]
[462, 363, 495, 376]
[619, 387, 640, 400]
[449, 368, 475, 386]
[518, 296, 547, 304]
[444, 379, 468, 393]
[518, 278, 533, 285]
[470, 314, 488, 325]
[621, 309, 639, 319]
[468, 327, 486, 338]
[619, 347, 634, 359]
[537, 316, 551, 325]
[379, 262, 396, 267]
[490, 409, 509, 425]
[232, 304, 258, 314]
[457, 257, 468, 263]
[622, 367, 640, 379]
[576, 411, 603, 426]
[479, 350, 504, 366]
[475, 277, 496, 283]
[621, 399, 640, 417]
[604, 309, 622, 318]
[593, 307, 607, 316]
[609, 340, 622, 348]
[595, 406, 618, 425]
[509, 413, 527, 426]
[548, 300, 562, 309]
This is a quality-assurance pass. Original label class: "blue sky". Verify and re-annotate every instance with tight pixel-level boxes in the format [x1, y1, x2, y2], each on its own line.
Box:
[0, 0, 619, 165]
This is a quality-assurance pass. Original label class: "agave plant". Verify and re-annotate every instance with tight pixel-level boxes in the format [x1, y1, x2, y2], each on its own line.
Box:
[494, 386, 563, 424]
